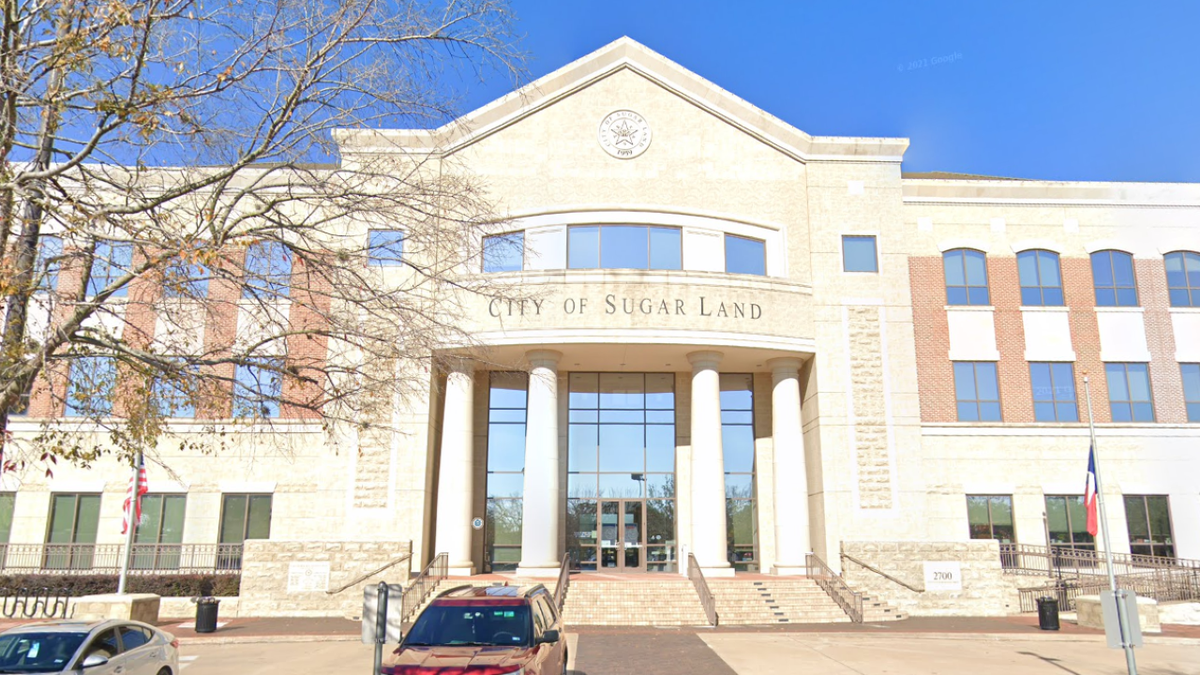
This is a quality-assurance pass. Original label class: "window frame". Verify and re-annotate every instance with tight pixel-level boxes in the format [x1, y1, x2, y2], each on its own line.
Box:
[1123, 494, 1174, 559]
[723, 234, 766, 276]
[1090, 250, 1139, 307]
[485, 371, 527, 572]
[1044, 494, 1096, 552]
[242, 240, 292, 300]
[1104, 362, 1155, 423]
[86, 239, 134, 299]
[841, 235, 879, 273]
[966, 495, 1016, 543]
[1029, 362, 1079, 422]
[566, 224, 682, 271]
[953, 361, 1002, 422]
[482, 231, 526, 273]
[942, 249, 990, 306]
[1164, 250, 1200, 308]
[1016, 249, 1064, 306]
[218, 493, 273, 544]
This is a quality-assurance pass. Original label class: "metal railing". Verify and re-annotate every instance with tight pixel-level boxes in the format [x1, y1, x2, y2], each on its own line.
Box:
[807, 553, 863, 623]
[999, 543, 1200, 580]
[400, 552, 448, 623]
[841, 552, 924, 593]
[327, 551, 412, 595]
[553, 554, 571, 611]
[1018, 570, 1200, 613]
[0, 588, 70, 619]
[686, 553, 719, 627]
[0, 543, 244, 574]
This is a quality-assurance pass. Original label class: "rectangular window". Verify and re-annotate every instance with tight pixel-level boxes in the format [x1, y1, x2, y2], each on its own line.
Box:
[724, 235, 766, 276]
[722, 373, 757, 572]
[1182, 363, 1200, 423]
[130, 494, 186, 570]
[7, 379, 31, 417]
[1029, 362, 1078, 422]
[842, 235, 878, 273]
[953, 361, 1001, 421]
[482, 232, 524, 273]
[65, 356, 117, 417]
[153, 371, 196, 418]
[162, 260, 210, 299]
[36, 235, 62, 292]
[232, 360, 283, 419]
[1017, 250, 1064, 306]
[1124, 495, 1174, 559]
[486, 372, 526, 572]
[1105, 363, 1154, 422]
[1045, 495, 1095, 552]
[219, 494, 272, 544]
[566, 225, 681, 271]
[1165, 251, 1200, 307]
[87, 240, 133, 298]
[45, 493, 101, 569]
[1091, 250, 1139, 307]
[242, 240, 291, 299]
[0, 493, 14, 544]
[367, 229, 405, 266]
[966, 495, 1015, 543]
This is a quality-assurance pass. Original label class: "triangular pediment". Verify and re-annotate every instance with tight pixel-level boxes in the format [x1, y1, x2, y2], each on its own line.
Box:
[335, 37, 907, 162]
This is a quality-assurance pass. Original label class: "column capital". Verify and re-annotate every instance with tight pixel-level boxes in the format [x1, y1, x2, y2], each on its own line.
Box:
[766, 357, 803, 379]
[441, 356, 475, 375]
[525, 349, 562, 368]
[687, 350, 724, 369]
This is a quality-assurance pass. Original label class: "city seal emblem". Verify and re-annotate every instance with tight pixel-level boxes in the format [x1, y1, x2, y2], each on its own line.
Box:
[598, 110, 651, 159]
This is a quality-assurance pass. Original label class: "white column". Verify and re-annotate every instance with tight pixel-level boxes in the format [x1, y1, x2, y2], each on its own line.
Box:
[768, 357, 811, 575]
[689, 351, 734, 576]
[517, 350, 562, 577]
[434, 359, 476, 576]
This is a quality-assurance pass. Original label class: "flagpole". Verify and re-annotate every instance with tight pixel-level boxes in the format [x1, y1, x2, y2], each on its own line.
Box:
[1083, 375, 1138, 675]
[116, 451, 142, 595]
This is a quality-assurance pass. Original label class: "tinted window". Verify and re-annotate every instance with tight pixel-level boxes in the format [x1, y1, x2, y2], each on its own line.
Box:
[1165, 251, 1200, 307]
[1183, 363, 1200, 423]
[119, 626, 149, 650]
[84, 629, 120, 660]
[1029, 362, 1078, 422]
[725, 234, 765, 276]
[1017, 250, 1063, 306]
[842, 235, 878, 273]
[1106, 363, 1154, 422]
[404, 604, 531, 647]
[567, 225, 681, 271]
[483, 232, 524, 272]
[0, 631, 87, 672]
[953, 362, 1001, 421]
[943, 249, 990, 305]
[1091, 250, 1138, 307]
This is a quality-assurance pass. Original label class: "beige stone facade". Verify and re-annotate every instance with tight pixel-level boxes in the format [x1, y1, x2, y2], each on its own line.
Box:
[5, 38, 1200, 618]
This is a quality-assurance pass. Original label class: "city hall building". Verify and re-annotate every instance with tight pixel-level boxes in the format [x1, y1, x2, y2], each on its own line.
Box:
[4, 38, 1199, 618]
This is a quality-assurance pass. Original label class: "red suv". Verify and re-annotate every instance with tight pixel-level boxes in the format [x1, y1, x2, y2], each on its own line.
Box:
[383, 584, 567, 675]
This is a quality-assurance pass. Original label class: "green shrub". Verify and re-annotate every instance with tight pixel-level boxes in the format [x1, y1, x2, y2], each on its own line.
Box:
[0, 574, 240, 597]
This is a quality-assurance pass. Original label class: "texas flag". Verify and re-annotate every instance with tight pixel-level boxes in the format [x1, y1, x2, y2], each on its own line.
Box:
[1084, 446, 1099, 537]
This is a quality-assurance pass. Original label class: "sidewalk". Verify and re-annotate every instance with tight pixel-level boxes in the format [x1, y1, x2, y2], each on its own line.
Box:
[148, 614, 1200, 645]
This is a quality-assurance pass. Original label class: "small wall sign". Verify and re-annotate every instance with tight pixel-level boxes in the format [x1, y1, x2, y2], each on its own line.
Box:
[923, 561, 963, 591]
[472, 517, 484, 530]
[287, 561, 331, 593]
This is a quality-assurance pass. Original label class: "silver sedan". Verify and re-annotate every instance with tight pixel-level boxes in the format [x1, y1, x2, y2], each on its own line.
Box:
[0, 619, 179, 674]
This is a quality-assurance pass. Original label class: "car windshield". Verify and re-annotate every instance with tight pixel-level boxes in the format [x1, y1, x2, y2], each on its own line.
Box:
[404, 604, 531, 647]
[0, 632, 86, 673]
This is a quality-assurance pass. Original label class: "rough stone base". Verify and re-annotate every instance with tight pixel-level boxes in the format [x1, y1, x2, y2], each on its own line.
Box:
[69, 594, 160, 624]
[1076, 594, 1161, 634]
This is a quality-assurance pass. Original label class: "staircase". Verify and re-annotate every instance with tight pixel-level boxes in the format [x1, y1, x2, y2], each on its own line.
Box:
[705, 578, 907, 625]
[561, 578, 711, 626]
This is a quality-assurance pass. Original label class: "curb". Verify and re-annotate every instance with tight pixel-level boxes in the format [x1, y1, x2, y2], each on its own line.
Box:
[697, 630, 1200, 647]
[177, 633, 361, 646]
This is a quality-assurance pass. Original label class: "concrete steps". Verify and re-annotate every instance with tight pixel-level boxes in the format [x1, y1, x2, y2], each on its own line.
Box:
[707, 579, 851, 625]
[561, 579, 710, 626]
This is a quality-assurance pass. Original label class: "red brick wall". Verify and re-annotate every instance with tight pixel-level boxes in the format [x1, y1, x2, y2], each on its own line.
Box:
[198, 249, 244, 419]
[282, 254, 331, 420]
[989, 257, 1032, 423]
[1138, 258, 1187, 423]
[1061, 257, 1110, 423]
[910, 257, 953, 422]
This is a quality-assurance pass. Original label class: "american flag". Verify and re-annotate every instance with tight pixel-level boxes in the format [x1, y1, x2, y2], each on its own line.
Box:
[121, 454, 148, 535]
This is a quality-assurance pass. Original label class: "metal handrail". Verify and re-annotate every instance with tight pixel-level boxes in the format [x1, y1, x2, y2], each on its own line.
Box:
[0, 543, 243, 574]
[326, 551, 412, 595]
[1018, 568, 1200, 612]
[686, 553, 719, 627]
[806, 553, 863, 623]
[998, 543, 1200, 580]
[552, 555, 571, 611]
[841, 552, 924, 593]
[400, 552, 448, 623]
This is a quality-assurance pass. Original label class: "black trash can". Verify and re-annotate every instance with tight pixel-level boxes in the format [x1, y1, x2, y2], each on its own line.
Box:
[1036, 596, 1060, 631]
[194, 598, 220, 633]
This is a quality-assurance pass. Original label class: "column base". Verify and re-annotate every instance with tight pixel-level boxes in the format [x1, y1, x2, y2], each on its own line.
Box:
[772, 565, 808, 576]
[447, 565, 477, 577]
[700, 566, 736, 578]
[515, 564, 561, 579]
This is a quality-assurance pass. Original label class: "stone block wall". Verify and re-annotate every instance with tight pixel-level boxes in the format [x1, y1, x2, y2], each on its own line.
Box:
[239, 540, 412, 617]
[841, 541, 1020, 617]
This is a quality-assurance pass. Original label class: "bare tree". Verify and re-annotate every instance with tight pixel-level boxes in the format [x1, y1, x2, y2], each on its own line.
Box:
[0, 0, 525, 472]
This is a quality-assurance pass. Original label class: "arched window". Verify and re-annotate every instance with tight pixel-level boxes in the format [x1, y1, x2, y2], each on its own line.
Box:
[1089, 250, 1138, 307]
[1165, 251, 1200, 307]
[1017, 250, 1064, 306]
[943, 249, 990, 306]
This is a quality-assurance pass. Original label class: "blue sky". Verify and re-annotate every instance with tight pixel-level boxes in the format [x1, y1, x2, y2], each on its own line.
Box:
[458, 1, 1200, 183]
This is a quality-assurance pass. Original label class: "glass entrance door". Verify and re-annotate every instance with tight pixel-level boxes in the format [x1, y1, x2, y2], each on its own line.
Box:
[598, 500, 643, 571]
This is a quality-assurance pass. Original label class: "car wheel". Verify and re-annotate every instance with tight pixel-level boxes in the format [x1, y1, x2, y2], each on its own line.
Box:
[157, 668, 172, 675]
